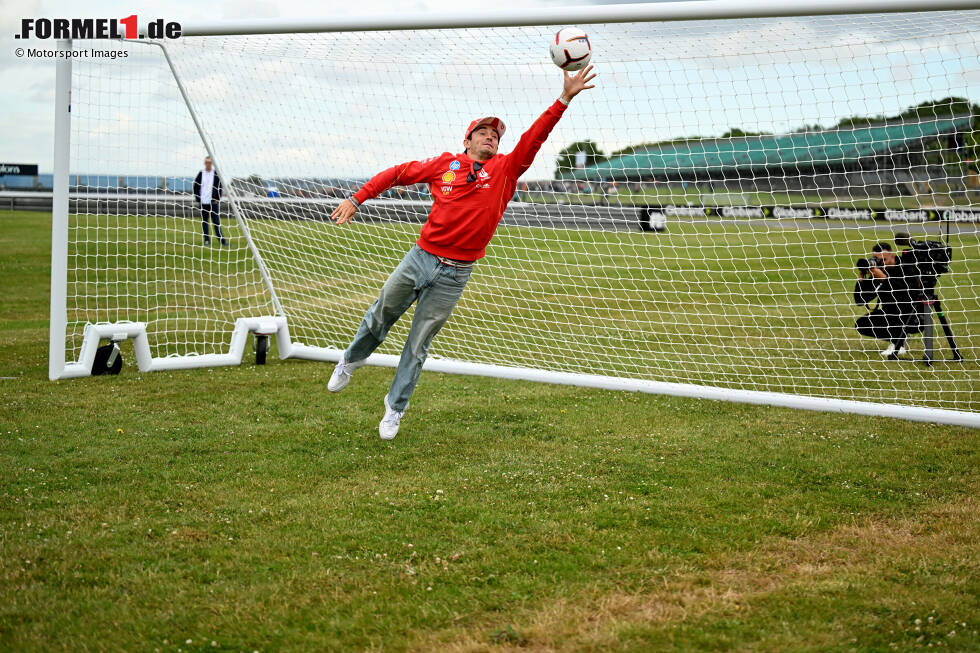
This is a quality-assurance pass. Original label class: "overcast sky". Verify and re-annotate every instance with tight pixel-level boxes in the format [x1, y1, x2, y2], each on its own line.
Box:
[0, 0, 716, 179]
[2, 0, 977, 181]
[0, 0, 647, 175]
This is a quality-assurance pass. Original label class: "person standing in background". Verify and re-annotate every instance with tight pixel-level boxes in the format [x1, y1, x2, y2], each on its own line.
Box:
[193, 156, 227, 246]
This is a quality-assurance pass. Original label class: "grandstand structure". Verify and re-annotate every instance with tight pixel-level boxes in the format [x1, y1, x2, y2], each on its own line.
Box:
[0, 174, 371, 199]
[566, 113, 976, 199]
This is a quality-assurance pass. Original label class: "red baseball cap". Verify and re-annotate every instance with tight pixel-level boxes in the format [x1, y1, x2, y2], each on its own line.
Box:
[465, 116, 506, 141]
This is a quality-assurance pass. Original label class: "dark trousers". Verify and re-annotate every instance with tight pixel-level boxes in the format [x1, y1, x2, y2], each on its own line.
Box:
[856, 307, 919, 349]
[201, 203, 224, 242]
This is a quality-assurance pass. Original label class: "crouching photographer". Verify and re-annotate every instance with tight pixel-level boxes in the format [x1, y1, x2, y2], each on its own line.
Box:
[853, 242, 923, 359]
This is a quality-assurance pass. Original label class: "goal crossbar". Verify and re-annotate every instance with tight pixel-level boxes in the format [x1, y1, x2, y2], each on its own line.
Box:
[175, 0, 980, 36]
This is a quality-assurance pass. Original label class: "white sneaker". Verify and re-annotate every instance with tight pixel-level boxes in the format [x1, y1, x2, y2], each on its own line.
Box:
[896, 346, 907, 356]
[880, 344, 896, 358]
[327, 357, 364, 392]
[379, 395, 407, 440]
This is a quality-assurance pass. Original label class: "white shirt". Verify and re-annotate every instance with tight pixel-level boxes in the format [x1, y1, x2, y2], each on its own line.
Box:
[200, 169, 215, 205]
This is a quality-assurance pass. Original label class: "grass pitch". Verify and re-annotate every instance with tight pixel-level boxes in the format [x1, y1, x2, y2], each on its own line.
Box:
[59, 206, 980, 413]
[1, 209, 979, 652]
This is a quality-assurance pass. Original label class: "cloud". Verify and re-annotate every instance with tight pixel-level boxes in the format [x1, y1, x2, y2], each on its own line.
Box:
[27, 79, 54, 102]
[0, 0, 42, 30]
[963, 67, 980, 86]
[5, 0, 979, 176]
[221, 0, 280, 20]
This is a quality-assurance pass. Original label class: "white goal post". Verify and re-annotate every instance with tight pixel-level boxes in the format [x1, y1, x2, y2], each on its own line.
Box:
[49, 0, 980, 427]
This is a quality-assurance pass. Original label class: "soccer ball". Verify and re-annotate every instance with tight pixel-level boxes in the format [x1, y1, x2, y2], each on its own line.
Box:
[549, 27, 592, 71]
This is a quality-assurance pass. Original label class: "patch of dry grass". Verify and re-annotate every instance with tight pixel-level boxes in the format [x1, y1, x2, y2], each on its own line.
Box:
[421, 494, 980, 652]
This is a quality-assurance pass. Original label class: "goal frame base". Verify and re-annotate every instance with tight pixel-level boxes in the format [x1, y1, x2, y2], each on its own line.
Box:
[53, 317, 980, 428]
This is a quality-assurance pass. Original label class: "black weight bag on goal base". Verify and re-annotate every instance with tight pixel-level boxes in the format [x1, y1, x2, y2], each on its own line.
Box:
[91, 343, 123, 375]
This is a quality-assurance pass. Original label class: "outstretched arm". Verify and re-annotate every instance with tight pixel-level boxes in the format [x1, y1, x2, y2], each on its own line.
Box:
[331, 156, 445, 225]
[508, 65, 597, 178]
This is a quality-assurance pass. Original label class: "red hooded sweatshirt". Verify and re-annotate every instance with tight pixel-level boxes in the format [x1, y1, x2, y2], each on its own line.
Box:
[352, 99, 568, 261]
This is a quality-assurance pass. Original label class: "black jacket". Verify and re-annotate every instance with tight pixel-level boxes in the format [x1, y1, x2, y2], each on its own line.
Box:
[854, 269, 921, 328]
[193, 170, 223, 204]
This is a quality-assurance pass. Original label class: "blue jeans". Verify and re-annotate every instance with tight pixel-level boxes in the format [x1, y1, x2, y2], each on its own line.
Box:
[344, 245, 474, 411]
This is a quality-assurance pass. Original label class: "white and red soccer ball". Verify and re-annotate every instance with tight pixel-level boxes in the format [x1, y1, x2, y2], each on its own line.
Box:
[549, 27, 592, 71]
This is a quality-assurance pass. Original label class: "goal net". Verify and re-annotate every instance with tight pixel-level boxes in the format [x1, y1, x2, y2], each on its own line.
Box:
[50, 3, 980, 425]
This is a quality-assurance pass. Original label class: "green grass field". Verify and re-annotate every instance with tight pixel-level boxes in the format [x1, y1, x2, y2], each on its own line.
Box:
[58, 207, 980, 413]
[2, 209, 979, 651]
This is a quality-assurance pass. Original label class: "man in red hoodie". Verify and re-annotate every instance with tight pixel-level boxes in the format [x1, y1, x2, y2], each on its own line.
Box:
[328, 65, 597, 440]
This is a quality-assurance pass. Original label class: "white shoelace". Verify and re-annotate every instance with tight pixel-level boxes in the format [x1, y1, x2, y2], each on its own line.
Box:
[383, 410, 404, 426]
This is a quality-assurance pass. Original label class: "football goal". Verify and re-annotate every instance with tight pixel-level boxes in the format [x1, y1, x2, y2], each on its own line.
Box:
[49, 0, 980, 427]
